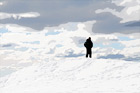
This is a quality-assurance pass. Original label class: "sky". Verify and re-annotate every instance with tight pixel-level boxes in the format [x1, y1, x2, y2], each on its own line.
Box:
[0, 0, 140, 76]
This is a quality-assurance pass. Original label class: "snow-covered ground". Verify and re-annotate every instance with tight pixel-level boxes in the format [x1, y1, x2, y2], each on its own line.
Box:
[0, 58, 140, 93]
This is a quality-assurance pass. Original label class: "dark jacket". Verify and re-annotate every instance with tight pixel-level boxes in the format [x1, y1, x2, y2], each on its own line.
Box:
[84, 39, 93, 48]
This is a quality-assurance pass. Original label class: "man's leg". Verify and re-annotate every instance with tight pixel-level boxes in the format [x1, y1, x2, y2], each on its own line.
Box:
[89, 48, 92, 58]
[86, 53, 88, 58]
[87, 49, 91, 58]
[86, 48, 88, 58]
[89, 53, 92, 58]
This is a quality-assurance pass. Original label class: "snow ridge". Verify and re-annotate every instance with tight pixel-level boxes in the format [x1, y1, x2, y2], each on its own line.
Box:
[0, 58, 140, 93]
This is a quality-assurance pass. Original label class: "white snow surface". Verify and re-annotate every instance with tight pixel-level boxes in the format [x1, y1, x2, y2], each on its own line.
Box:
[0, 58, 140, 93]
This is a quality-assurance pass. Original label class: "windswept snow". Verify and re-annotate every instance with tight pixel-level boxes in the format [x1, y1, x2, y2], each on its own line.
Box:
[0, 58, 140, 93]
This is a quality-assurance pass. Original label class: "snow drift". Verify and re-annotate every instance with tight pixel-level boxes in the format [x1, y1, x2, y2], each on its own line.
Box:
[0, 58, 140, 93]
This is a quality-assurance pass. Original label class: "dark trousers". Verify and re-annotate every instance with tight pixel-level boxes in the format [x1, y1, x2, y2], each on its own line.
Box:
[86, 48, 92, 58]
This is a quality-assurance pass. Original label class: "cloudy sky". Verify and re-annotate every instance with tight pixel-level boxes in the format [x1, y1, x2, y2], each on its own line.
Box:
[0, 0, 140, 76]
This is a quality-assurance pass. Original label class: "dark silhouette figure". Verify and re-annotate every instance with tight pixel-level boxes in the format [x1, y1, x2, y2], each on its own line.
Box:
[84, 37, 93, 58]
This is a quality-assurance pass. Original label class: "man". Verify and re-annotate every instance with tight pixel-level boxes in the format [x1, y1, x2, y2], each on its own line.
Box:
[84, 37, 93, 58]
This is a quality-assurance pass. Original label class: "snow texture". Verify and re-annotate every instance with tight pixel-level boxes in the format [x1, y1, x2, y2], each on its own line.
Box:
[0, 58, 140, 93]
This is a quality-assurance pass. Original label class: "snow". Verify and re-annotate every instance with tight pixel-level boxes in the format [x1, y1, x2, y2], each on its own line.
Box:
[0, 58, 140, 93]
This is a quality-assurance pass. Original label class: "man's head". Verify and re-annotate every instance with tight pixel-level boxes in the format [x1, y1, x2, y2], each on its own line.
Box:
[88, 37, 91, 40]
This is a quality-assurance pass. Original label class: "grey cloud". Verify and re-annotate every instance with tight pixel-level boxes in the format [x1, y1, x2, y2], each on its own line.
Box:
[2, 0, 139, 34]
[2, 44, 13, 47]
[98, 54, 140, 62]
[56, 53, 84, 58]
[98, 54, 125, 59]
[124, 57, 140, 62]
[0, 0, 122, 30]
[47, 48, 55, 54]
[92, 13, 140, 34]
[125, 21, 140, 27]
[64, 49, 84, 57]
[0, 43, 17, 48]
[111, 39, 118, 41]
[94, 37, 119, 45]
[72, 37, 86, 47]
[56, 48, 84, 57]
[64, 53, 84, 58]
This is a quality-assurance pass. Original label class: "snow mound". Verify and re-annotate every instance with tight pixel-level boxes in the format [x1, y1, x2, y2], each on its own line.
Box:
[0, 58, 140, 93]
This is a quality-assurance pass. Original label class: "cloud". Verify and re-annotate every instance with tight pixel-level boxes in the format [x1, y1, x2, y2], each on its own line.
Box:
[109, 0, 140, 23]
[71, 36, 86, 47]
[0, 0, 139, 34]
[98, 53, 140, 62]
[124, 56, 140, 61]
[98, 54, 125, 59]
[0, 12, 40, 20]
[0, 22, 90, 60]
[119, 39, 140, 47]
[0, 13, 140, 63]
[125, 21, 140, 27]
[0, 0, 121, 30]
[57, 48, 84, 58]
[92, 0, 140, 34]
[0, 43, 16, 47]
[93, 35, 118, 45]
[92, 13, 140, 34]
[0, 2, 3, 6]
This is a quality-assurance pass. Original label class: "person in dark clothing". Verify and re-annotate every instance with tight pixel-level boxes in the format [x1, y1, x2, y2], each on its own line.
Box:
[84, 37, 93, 58]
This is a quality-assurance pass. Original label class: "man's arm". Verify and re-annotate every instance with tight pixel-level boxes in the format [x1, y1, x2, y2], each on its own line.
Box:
[84, 42, 86, 47]
[91, 42, 93, 48]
